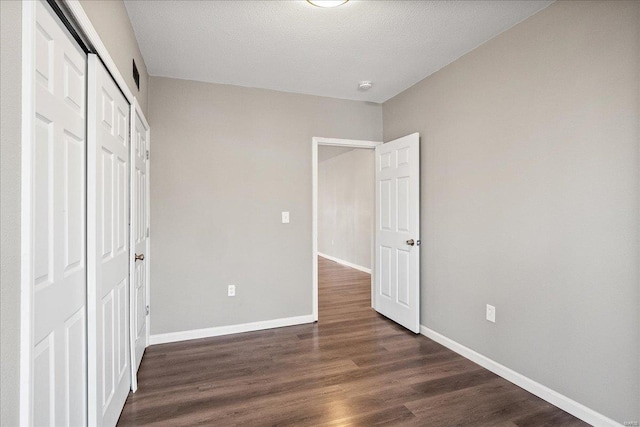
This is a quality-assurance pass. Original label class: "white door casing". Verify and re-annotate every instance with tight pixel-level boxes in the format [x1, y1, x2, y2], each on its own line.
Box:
[374, 133, 420, 333]
[129, 100, 150, 391]
[29, 1, 88, 425]
[311, 137, 382, 321]
[87, 54, 131, 427]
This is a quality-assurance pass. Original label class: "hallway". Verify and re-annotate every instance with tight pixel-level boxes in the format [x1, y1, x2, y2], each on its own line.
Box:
[117, 257, 585, 426]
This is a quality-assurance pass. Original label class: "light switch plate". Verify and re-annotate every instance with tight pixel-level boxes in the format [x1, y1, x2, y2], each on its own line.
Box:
[282, 211, 290, 223]
[486, 304, 496, 323]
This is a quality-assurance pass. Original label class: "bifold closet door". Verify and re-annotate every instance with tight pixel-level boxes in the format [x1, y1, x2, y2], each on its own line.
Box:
[87, 54, 132, 427]
[31, 1, 88, 425]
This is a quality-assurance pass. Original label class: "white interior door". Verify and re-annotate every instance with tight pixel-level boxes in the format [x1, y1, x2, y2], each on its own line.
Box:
[374, 133, 420, 333]
[129, 103, 149, 390]
[87, 54, 131, 427]
[31, 1, 88, 425]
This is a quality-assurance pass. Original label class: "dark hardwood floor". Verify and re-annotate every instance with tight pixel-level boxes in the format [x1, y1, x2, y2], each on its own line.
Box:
[117, 257, 587, 426]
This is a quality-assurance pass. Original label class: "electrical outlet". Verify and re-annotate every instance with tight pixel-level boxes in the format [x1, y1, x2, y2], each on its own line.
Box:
[281, 211, 290, 223]
[228, 285, 236, 297]
[486, 304, 496, 323]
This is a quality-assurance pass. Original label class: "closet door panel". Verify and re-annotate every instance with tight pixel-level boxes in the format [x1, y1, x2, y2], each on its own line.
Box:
[32, 1, 87, 425]
[88, 54, 131, 427]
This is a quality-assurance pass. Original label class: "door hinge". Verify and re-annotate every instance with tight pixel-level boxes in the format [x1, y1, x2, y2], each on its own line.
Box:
[146, 227, 150, 238]
[146, 305, 150, 316]
[146, 150, 150, 160]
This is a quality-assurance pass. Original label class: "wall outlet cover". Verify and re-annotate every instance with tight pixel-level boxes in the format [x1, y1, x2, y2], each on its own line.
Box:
[228, 285, 236, 297]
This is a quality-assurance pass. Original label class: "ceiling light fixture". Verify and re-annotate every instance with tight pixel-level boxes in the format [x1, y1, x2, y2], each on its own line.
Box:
[358, 81, 373, 91]
[306, 0, 349, 8]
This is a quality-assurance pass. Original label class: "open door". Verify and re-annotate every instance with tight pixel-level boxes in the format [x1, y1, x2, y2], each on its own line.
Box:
[129, 100, 150, 391]
[374, 133, 420, 333]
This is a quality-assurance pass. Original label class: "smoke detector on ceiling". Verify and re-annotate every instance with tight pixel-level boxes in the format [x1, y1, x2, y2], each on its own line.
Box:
[358, 81, 373, 91]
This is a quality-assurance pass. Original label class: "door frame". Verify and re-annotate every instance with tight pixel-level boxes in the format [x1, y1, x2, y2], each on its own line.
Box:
[311, 137, 382, 321]
[19, 1, 146, 423]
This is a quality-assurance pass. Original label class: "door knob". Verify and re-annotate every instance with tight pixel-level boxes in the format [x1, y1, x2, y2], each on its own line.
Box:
[406, 239, 415, 246]
[135, 253, 144, 261]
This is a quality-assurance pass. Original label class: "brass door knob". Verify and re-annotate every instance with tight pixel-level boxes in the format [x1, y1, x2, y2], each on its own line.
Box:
[406, 239, 415, 246]
[135, 253, 145, 262]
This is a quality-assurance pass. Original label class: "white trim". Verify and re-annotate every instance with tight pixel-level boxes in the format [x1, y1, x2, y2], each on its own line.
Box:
[420, 325, 622, 427]
[19, 1, 36, 424]
[317, 252, 371, 274]
[312, 137, 381, 322]
[149, 315, 314, 345]
[64, 0, 135, 105]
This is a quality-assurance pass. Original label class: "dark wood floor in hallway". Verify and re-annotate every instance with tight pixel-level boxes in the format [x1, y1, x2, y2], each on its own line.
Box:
[117, 257, 586, 426]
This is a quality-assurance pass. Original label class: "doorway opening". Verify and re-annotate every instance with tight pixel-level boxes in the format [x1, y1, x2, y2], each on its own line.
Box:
[312, 137, 382, 321]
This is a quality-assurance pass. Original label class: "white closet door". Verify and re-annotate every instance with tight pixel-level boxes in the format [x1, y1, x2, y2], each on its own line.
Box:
[129, 104, 149, 390]
[87, 54, 131, 427]
[31, 1, 87, 425]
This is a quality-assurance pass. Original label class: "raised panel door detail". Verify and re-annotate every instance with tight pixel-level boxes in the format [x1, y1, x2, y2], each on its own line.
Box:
[101, 90, 114, 132]
[33, 333, 55, 427]
[397, 147, 410, 166]
[379, 246, 392, 298]
[116, 158, 127, 253]
[88, 54, 131, 427]
[116, 279, 128, 380]
[102, 148, 114, 258]
[397, 176, 410, 233]
[117, 107, 127, 144]
[135, 263, 145, 339]
[130, 110, 149, 383]
[397, 249, 410, 306]
[379, 152, 392, 171]
[63, 54, 84, 112]
[32, 2, 88, 425]
[101, 289, 115, 410]
[34, 115, 53, 289]
[374, 133, 420, 333]
[64, 308, 86, 426]
[35, 22, 53, 91]
[63, 130, 84, 276]
[379, 179, 392, 231]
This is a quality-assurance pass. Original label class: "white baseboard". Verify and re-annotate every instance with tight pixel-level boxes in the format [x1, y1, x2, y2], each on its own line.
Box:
[420, 326, 621, 427]
[150, 315, 314, 345]
[318, 252, 371, 274]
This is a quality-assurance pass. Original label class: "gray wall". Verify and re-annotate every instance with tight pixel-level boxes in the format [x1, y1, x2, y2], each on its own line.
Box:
[80, 0, 149, 114]
[382, 0, 640, 423]
[148, 76, 382, 334]
[318, 148, 374, 270]
[0, 2, 22, 424]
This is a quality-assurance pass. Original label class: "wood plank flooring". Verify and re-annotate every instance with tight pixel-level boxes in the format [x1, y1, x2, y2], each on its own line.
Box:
[117, 257, 587, 426]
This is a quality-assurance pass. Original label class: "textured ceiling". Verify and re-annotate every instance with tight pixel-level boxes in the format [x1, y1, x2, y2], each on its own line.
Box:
[124, 0, 552, 103]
